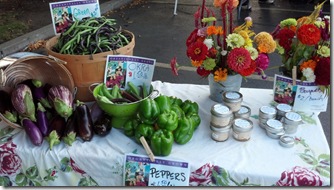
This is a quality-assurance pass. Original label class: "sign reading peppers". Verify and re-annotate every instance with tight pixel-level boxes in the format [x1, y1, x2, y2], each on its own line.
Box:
[123, 95, 201, 156]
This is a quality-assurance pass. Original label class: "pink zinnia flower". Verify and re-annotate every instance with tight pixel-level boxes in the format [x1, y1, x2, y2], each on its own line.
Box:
[227, 48, 251, 73]
[255, 53, 270, 74]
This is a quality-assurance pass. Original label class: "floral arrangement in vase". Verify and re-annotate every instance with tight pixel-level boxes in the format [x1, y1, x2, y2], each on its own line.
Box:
[271, 1, 330, 94]
[184, 0, 277, 82]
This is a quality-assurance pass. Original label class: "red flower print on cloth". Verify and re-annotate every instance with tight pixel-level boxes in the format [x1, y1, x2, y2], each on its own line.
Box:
[0, 142, 22, 176]
[70, 158, 86, 175]
[276, 166, 323, 186]
[189, 163, 213, 186]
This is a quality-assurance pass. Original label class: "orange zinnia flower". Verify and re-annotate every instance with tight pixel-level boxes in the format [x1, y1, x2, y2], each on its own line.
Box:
[207, 26, 218, 36]
[191, 60, 203, 67]
[300, 59, 317, 71]
[297, 24, 321, 45]
[214, 68, 228, 81]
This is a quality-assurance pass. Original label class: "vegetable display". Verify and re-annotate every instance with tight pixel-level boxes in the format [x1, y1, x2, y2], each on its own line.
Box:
[52, 16, 132, 55]
[122, 94, 201, 156]
[2, 79, 112, 148]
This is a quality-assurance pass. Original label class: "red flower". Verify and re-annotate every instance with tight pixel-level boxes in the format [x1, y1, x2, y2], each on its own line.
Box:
[274, 28, 295, 52]
[187, 41, 208, 61]
[276, 166, 323, 186]
[170, 56, 179, 76]
[239, 60, 256, 76]
[186, 29, 199, 47]
[0, 142, 22, 176]
[196, 67, 211, 77]
[297, 24, 321, 45]
[227, 48, 251, 73]
[314, 57, 330, 85]
[70, 158, 86, 175]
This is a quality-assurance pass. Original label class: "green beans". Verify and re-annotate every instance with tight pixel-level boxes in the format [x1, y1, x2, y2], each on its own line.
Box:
[52, 16, 131, 55]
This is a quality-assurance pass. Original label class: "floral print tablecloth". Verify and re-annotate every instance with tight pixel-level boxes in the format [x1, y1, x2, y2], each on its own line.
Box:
[0, 81, 330, 186]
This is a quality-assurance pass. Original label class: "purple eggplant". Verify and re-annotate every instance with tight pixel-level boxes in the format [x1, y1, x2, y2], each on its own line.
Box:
[11, 84, 36, 122]
[45, 115, 66, 150]
[90, 102, 104, 124]
[48, 85, 73, 119]
[36, 102, 49, 136]
[32, 79, 52, 109]
[75, 100, 94, 141]
[93, 116, 112, 137]
[62, 112, 77, 146]
[21, 118, 43, 146]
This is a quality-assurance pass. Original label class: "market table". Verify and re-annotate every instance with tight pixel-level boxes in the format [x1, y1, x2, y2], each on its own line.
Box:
[0, 81, 330, 186]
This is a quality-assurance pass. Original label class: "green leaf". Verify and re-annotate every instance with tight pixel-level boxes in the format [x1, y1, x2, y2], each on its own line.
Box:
[250, 115, 259, 119]
[78, 176, 98, 186]
[212, 170, 229, 186]
[315, 166, 330, 178]
[0, 176, 12, 186]
[297, 112, 316, 125]
[318, 154, 330, 162]
[298, 153, 318, 166]
[26, 166, 39, 179]
[15, 173, 28, 186]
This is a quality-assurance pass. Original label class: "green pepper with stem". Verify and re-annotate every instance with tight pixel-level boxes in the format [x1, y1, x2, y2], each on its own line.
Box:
[181, 100, 199, 116]
[123, 118, 140, 137]
[173, 116, 194, 145]
[135, 123, 154, 144]
[187, 113, 201, 130]
[138, 98, 160, 124]
[156, 110, 178, 131]
[150, 129, 174, 156]
[154, 95, 171, 113]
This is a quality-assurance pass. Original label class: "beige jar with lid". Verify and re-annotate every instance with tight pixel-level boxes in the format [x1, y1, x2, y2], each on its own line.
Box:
[232, 118, 253, 141]
[210, 104, 233, 127]
[222, 91, 243, 112]
[210, 124, 231, 142]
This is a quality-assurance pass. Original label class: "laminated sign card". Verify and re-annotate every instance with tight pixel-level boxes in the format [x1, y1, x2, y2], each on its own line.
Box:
[273, 74, 328, 112]
[123, 154, 190, 186]
[104, 55, 156, 91]
[49, 0, 101, 34]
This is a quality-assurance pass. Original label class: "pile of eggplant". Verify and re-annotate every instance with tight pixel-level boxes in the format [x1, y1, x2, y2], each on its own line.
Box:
[0, 79, 112, 150]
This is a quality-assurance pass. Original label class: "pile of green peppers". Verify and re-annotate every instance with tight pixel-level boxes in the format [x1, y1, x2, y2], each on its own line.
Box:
[123, 95, 201, 156]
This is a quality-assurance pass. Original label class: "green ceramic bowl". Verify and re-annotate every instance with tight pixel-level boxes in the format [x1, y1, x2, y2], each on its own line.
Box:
[92, 83, 158, 128]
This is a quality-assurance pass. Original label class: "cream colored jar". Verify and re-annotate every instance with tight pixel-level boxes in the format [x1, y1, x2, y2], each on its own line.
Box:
[210, 104, 233, 127]
[258, 106, 277, 129]
[282, 112, 302, 134]
[232, 118, 253, 141]
[222, 91, 243, 112]
[234, 105, 251, 119]
[210, 124, 231, 142]
[276, 103, 292, 120]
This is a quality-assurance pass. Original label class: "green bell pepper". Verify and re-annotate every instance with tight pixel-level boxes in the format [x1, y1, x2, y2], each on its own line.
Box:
[171, 104, 185, 119]
[138, 98, 160, 124]
[169, 96, 183, 106]
[181, 100, 199, 116]
[187, 113, 201, 130]
[173, 116, 194, 145]
[154, 95, 171, 113]
[150, 129, 174, 156]
[123, 118, 140, 137]
[135, 123, 154, 144]
[156, 110, 179, 131]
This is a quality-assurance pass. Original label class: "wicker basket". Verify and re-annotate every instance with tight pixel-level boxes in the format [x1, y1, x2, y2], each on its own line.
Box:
[45, 30, 135, 102]
[0, 52, 75, 128]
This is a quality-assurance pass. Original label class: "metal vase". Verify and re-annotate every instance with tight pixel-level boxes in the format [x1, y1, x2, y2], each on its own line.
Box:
[208, 74, 243, 103]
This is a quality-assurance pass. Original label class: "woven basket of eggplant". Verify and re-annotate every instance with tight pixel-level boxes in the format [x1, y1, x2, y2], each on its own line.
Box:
[0, 53, 110, 149]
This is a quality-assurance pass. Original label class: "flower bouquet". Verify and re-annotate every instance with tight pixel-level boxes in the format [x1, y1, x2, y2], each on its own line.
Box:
[185, 0, 277, 83]
[271, 1, 330, 94]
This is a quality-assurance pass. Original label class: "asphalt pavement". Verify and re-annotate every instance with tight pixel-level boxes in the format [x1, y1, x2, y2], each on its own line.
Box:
[0, 0, 331, 146]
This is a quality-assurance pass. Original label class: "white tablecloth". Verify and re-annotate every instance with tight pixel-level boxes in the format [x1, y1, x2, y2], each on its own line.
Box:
[0, 81, 330, 186]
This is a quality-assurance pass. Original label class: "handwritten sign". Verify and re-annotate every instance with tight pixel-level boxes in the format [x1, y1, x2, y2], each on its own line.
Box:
[273, 75, 328, 112]
[123, 154, 190, 186]
[49, 0, 101, 34]
[104, 55, 156, 91]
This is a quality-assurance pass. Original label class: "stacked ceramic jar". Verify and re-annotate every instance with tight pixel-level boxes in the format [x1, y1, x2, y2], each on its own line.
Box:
[258, 103, 303, 148]
[210, 91, 254, 142]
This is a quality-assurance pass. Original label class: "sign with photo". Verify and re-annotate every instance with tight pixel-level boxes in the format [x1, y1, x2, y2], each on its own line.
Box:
[273, 74, 328, 112]
[124, 154, 190, 186]
[104, 55, 156, 92]
[49, 0, 101, 34]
